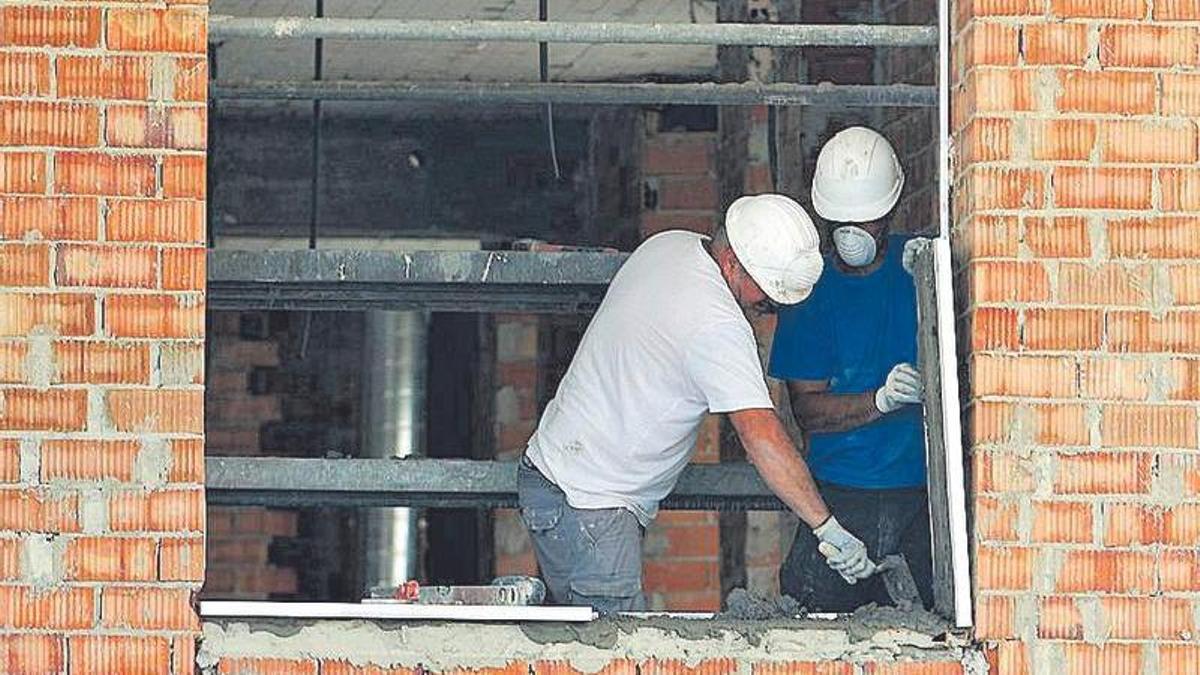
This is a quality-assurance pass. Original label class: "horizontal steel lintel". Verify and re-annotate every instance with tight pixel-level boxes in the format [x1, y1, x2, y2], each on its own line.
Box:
[207, 284, 609, 313]
[207, 249, 626, 314]
[208, 249, 627, 285]
[208, 16, 937, 48]
[211, 80, 937, 107]
[205, 458, 786, 511]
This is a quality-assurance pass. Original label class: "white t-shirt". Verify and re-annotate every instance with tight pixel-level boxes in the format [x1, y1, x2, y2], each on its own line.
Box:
[526, 230, 774, 525]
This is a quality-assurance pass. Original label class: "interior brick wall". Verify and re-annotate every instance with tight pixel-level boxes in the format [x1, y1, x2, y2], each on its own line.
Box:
[0, 1, 208, 672]
[493, 313, 543, 579]
[202, 312, 299, 600]
[639, 108, 798, 607]
[879, 0, 940, 237]
[489, 307, 728, 610]
[490, 121, 735, 610]
[639, 124, 728, 610]
[641, 128, 721, 237]
[953, 1, 1200, 672]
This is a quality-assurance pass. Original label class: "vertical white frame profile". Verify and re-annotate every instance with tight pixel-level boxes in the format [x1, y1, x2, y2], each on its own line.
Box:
[936, 0, 973, 628]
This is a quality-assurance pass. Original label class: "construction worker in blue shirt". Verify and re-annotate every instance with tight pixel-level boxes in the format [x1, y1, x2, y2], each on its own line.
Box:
[768, 127, 934, 611]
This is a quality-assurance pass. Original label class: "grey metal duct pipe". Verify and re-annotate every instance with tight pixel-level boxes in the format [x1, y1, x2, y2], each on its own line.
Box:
[360, 310, 429, 591]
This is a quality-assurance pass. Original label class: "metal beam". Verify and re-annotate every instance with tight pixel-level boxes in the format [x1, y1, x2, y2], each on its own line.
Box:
[211, 80, 937, 107]
[209, 16, 937, 48]
[205, 458, 786, 511]
[207, 249, 626, 313]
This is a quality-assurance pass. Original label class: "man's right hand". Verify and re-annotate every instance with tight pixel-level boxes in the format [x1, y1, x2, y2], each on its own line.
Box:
[874, 363, 923, 414]
[813, 516, 874, 584]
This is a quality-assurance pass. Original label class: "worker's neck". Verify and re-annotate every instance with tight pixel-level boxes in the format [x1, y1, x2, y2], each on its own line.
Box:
[704, 239, 740, 292]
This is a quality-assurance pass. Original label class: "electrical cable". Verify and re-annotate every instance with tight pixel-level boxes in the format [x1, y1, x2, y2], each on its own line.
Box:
[539, 0, 561, 180]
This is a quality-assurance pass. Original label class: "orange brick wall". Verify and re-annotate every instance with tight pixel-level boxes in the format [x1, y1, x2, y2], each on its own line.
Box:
[0, 1, 207, 673]
[954, 0, 1200, 672]
[7, 1, 1200, 673]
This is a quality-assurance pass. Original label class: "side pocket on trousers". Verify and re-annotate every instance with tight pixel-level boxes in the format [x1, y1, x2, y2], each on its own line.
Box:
[520, 505, 563, 533]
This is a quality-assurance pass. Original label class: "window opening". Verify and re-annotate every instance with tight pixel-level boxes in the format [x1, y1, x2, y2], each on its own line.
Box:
[201, 0, 968, 630]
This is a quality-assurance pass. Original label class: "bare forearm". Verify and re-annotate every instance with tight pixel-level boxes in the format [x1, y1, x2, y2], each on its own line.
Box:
[791, 391, 882, 434]
[733, 410, 830, 528]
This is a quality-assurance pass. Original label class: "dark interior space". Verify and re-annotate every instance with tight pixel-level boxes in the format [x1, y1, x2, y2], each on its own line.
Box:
[423, 312, 495, 586]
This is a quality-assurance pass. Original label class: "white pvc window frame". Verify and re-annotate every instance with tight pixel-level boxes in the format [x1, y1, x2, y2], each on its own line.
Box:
[936, 0, 973, 629]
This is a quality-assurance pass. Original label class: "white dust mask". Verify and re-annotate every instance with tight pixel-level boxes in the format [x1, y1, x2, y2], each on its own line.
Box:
[832, 226, 877, 267]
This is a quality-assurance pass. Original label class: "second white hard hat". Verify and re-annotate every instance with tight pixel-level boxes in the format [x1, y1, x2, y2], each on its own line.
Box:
[725, 194, 824, 305]
[811, 126, 905, 223]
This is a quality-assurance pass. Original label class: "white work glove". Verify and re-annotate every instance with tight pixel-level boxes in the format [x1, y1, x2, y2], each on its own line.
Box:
[874, 363, 924, 414]
[901, 237, 931, 276]
[814, 516, 874, 584]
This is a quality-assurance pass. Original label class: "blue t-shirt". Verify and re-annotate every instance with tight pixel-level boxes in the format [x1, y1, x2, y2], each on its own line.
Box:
[768, 235, 925, 489]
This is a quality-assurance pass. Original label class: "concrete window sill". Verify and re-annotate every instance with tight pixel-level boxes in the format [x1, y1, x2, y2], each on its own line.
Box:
[198, 612, 977, 673]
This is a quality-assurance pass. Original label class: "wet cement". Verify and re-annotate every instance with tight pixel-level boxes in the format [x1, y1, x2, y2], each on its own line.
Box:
[844, 603, 951, 643]
[718, 589, 804, 620]
[520, 615, 828, 649]
[520, 601, 950, 649]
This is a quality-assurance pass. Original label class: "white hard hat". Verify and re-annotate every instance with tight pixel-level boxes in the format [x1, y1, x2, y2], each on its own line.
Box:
[811, 126, 905, 223]
[725, 194, 824, 305]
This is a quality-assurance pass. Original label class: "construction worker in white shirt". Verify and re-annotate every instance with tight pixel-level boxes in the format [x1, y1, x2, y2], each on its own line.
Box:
[519, 193, 875, 613]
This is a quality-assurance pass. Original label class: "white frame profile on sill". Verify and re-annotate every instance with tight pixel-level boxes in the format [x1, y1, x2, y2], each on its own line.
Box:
[199, 601, 596, 622]
[198, 604, 852, 623]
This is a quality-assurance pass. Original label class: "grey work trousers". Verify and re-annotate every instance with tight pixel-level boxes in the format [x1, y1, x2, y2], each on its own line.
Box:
[517, 455, 648, 613]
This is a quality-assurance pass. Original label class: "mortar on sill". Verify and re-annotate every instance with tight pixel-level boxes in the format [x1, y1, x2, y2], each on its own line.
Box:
[199, 608, 968, 674]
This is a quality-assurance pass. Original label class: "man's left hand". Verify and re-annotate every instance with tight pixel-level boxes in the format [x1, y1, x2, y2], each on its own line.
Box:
[901, 238, 931, 276]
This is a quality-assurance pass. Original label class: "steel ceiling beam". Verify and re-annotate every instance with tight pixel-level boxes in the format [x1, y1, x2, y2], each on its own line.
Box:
[206, 249, 626, 314]
[208, 16, 938, 48]
[205, 458, 786, 511]
[211, 80, 937, 107]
